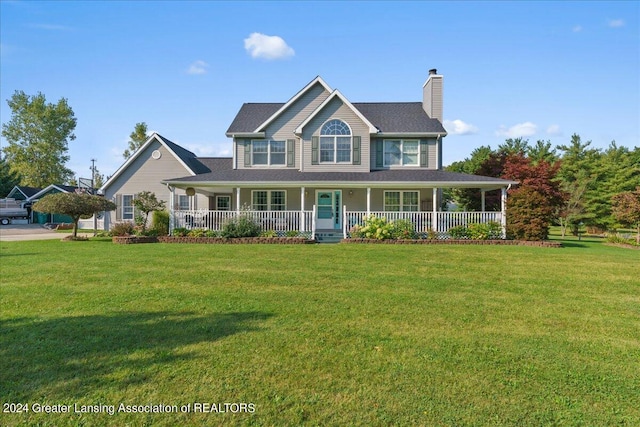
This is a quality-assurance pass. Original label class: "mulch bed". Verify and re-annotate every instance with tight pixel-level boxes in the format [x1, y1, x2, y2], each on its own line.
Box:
[342, 238, 563, 247]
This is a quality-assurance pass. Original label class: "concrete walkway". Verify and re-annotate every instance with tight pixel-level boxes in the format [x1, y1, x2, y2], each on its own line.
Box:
[0, 224, 92, 242]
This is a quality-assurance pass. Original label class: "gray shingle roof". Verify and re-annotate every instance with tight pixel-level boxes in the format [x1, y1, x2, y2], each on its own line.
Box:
[226, 103, 283, 134]
[155, 134, 212, 174]
[226, 102, 446, 134]
[353, 103, 446, 133]
[165, 166, 516, 188]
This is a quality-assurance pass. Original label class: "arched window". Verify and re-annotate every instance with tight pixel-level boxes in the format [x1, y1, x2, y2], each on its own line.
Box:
[320, 119, 351, 163]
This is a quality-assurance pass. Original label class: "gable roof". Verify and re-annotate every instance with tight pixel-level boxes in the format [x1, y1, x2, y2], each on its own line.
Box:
[100, 133, 211, 192]
[253, 76, 332, 133]
[29, 184, 79, 200]
[295, 89, 378, 134]
[226, 103, 282, 135]
[7, 185, 42, 199]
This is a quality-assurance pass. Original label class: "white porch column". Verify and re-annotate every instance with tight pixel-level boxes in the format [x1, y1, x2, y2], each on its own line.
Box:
[300, 187, 306, 232]
[501, 187, 507, 239]
[236, 187, 241, 212]
[432, 187, 438, 232]
[169, 185, 175, 234]
[481, 190, 486, 212]
[366, 187, 371, 215]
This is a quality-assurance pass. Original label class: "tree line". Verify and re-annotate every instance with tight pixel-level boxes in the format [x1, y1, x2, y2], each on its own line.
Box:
[0, 90, 149, 196]
[446, 135, 640, 239]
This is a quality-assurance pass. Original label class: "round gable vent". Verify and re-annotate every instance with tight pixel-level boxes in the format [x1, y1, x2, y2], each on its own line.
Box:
[152, 150, 162, 159]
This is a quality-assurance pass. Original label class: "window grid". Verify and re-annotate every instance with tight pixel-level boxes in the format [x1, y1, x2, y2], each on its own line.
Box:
[384, 140, 419, 166]
[384, 191, 419, 212]
[252, 190, 286, 211]
[320, 119, 351, 164]
[252, 140, 286, 166]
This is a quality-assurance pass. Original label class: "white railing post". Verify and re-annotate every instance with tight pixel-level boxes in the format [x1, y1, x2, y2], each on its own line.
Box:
[501, 187, 507, 239]
[311, 205, 317, 240]
[343, 205, 348, 239]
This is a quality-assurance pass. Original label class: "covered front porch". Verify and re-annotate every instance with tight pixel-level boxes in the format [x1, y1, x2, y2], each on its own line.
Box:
[166, 185, 511, 240]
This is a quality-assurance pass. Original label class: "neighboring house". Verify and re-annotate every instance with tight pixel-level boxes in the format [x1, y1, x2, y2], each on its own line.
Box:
[99, 133, 230, 230]
[6, 185, 42, 201]
[28, 184, 79, 224]
[160, 69, 517, 239]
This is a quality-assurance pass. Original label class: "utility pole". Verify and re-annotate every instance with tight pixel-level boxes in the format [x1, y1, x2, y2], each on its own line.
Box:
[91, 158, 97, 235]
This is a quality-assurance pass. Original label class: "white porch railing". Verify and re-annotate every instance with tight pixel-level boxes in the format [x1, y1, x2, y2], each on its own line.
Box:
[344, 210, 503, 238]
[173, 209, 314, 237]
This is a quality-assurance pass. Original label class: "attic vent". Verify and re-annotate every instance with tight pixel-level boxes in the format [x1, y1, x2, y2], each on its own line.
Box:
[152, 150, 162, 160]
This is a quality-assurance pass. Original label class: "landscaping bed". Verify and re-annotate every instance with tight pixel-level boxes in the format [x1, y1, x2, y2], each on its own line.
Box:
[342, 238, 563, 247]
[158, 236, 314, 244]
[112, 236, 159, 244]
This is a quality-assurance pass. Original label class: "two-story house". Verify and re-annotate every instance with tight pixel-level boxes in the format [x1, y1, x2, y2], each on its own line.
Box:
[161, 70, 517, 239]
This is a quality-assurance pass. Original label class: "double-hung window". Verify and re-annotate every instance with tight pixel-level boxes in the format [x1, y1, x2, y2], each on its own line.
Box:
[252, 190, 286, 211]
[252, 140, 286, 166]
[384, 140, 419, 166]
[384, 191, 419, 212]
[122, 194, 134, 220]
[320, 119, 351, 163]
[178, 195, 191, 210]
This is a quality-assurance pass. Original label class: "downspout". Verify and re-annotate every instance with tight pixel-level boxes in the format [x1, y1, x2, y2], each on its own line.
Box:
[166, 184, 175, 235]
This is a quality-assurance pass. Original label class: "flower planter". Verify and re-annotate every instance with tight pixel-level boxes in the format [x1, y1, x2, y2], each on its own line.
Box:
[341, 238, 562, 247]
[157, 236, 315, 244]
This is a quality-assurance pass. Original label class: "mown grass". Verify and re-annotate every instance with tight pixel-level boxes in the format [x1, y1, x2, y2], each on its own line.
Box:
[1, 238, 638, 426]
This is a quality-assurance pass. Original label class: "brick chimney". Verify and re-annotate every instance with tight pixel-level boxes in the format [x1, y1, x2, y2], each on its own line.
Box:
[422, 68, 443, 122]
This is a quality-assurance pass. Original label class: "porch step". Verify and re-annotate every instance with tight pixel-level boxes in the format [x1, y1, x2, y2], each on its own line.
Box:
[315, 231, 344, 243]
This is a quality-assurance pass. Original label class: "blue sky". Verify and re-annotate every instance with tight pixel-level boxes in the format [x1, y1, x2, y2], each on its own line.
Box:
[1, 1, 638, 180]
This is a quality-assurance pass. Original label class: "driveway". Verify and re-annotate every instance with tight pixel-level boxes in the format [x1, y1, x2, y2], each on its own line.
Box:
[0, 224, 71, 242]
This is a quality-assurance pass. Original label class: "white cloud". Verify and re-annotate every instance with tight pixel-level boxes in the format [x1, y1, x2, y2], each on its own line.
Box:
[244, 32, 295, 60]
[184, 143, 230, 157]
[495, 122, 537, 138]
[608, 19, 625, 28]
[443, 119, 479, 135]
[187, 60, 209, 75]
[546, 124, 562, 136]
[572, 25, 582, 33]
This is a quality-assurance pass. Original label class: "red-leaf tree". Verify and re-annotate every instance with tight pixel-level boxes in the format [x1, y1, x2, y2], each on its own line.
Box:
[501, 154, 565, 240]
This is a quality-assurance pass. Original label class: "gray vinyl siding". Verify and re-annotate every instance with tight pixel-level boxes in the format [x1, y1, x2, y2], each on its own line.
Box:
[302, 97, 370, 172]
[422, 76, 443, 122]
[236, 82, 330, 170]
[103, 140, 207, 228]
[370, 137, 438, 170]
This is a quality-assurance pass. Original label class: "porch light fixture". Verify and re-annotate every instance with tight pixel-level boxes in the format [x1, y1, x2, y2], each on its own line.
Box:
[185, 187, 196, 196]
[349, 190, 353, 196]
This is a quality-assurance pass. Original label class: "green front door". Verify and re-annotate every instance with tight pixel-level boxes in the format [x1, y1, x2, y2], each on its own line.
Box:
[316, 190, 341, 230]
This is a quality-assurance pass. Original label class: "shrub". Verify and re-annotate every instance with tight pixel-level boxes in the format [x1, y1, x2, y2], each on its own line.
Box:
[448, 225, 469, 239]
[285, 230, 300, 238]
[392, 219, 417, 239]
[204, 229, 219, 238]
[151, 210, 170, 236]
[351, 215, 394, 240]
[188, 228, 207, 237]
[606, 233, 638, 246]
[172, 227, 190, 237]
[221, 213, 261, 238]
[425, 229, 438, 240]
[110, 222, 135, 236]
[261, 229, 278, 238]
[507, 187, 554, 241]
[467, 221, 502, 240]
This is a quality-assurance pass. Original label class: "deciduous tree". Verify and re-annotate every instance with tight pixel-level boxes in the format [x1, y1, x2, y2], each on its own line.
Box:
[123, 122, 149, 159]
[1, 91, 76, 188]
[611, 187, 640, 244]
[131, 191, 166, 232]
[33, 192, 116, 239]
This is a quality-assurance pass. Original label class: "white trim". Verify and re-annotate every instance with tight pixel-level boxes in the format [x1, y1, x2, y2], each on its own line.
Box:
[376, 132, 448, 138]
[28, 184, 74, 201]
[251, 139, 287, 167]
[383, 190, 420, 212]
[295, 89, 378, 135]
[216, 195, 231, 211]
[100, 133, 197, 192]
[163, 180, 517, 191]
[315, 189, 342, 230]
[251, 189, 287, 211]
[254, 76, 333, 133]
[383, 139, 420, 167]
[319, 118, 353, 164]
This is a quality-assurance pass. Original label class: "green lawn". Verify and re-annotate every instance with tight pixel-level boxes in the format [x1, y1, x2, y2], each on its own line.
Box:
[1, 238, 638, 426]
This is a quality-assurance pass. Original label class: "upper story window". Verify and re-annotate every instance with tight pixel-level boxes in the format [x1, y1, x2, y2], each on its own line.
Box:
[252, 140, 286, 166]
[384, 139, 419, 166]
[320, 119, 351, 163]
